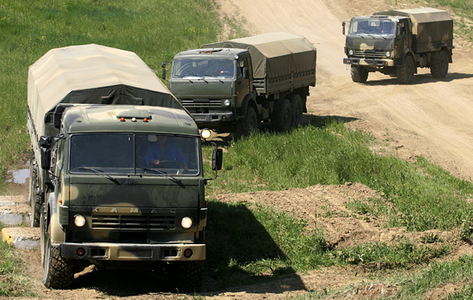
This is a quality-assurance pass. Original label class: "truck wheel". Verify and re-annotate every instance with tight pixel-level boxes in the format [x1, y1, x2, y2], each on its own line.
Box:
[236, 106, 259, 137]
[273, 98, 292, 132]
[351, 65, 368, 83]
[289, 93, 303, 127]
[41, 206, 73, 289]
[167, 261, 204, 292]
[397, 55, 415, 84]
[28, 152, 41, 227]
[430, 51, 449, 78]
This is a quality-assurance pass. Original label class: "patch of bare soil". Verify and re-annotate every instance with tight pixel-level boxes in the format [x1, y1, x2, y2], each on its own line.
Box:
[218, 183, 457, 249]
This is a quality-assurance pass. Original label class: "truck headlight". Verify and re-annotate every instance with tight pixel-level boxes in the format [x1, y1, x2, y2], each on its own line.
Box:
[181, 217, 193, 229]
[223, 99, 231, 106]
[200, 128, 211, 140]
[386, 51, 391, 58]
[74, 215, 86, 227]
[349, 50, 354, 56]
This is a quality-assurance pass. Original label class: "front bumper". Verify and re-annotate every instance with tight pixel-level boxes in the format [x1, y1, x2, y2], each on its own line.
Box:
[60, 242, 205, 261]
[343, 58, 395, 67]
[191, 111, 235, 123]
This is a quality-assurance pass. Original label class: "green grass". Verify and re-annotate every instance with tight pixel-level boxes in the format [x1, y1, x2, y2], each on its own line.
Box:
[0, 223, 34, 297]
[392, 255, 473, 299]
[206, 122, 473, 232]
[0, 0, 223, 189]
[206, 198, 451, 289]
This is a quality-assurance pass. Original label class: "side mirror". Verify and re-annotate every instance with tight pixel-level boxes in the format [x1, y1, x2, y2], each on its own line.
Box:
[212, 148, 222, 171]
[161, 62, 167, 80]
[39, 136, 53, 170]
[342, 21, 346, 35]
[39, 136, 51, 147]
[40, 147, 51, 170]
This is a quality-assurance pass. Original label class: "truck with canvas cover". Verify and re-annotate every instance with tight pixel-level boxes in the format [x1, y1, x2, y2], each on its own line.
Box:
[27, 44, 222, 291]
[167, 32, 317, 136]
[342, 8, 453, 83]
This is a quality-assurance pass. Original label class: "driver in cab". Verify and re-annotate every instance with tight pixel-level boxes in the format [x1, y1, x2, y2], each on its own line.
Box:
[145, 135, 187, 168]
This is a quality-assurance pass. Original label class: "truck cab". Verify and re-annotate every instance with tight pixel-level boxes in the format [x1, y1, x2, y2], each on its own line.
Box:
[169, 48, 254, 132]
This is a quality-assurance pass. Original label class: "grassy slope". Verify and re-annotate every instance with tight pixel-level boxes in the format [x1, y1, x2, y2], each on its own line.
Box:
[1, 0, 473, 298]
[0, 0, 220, 188]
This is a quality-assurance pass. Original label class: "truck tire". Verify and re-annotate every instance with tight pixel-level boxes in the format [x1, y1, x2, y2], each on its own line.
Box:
[351, 65, 368, 83]
[28, 152, 41, 227]
[430, 51, 449, 78]
[167, 261, 204, 292]
[41, 206, 73, 289]
[272, 98, 292, 132]
[397, 55, 415, 84]
[289, 93, 303, 127]
[236, 106, 258, 137]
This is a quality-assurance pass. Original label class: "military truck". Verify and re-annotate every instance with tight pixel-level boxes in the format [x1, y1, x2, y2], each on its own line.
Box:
[342, 8, 453, 84]
[166, 32, 317, 136]
[27, 44, 222, 291]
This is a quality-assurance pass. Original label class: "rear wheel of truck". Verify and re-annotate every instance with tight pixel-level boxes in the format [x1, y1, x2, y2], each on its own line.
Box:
[236, 106, 259, 137]
[28, 152, 41, 227]
[41, 205, 74, 289]
[397, 55, 415, 84]
[430, 51, 449, 78]
[273, 98, 292, 132]
[351, 65, 368, 83]
[167, 261, 204, 292]
[289, 93, 303, 127]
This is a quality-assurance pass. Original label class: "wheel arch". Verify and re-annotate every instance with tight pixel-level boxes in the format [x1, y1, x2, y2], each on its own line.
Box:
[47, 192, 65, 244]
[236, 93, 257, 120]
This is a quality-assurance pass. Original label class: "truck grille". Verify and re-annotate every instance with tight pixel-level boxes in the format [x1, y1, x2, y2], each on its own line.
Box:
[181, 99, 222, 108]
[354, 50, 385, 59]
[92, 215, 176, 230]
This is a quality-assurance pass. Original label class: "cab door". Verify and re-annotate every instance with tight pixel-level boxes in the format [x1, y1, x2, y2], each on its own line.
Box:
[235, 57, 251, 108]
[395, 19, 412, 59]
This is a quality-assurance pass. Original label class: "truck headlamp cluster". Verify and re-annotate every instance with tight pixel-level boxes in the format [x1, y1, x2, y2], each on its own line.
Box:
[74, 215, 86, 227]
[349, 50, 354, 56]
[224, 99, 231, 106]
[386, 51, 391, 58]
[181, 217, 193, 229]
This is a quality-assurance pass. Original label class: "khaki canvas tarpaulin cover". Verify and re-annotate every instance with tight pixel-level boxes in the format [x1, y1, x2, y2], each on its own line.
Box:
[202, 32, 317, 81]
[374, 8, 453, 49]
[28, 44, 184, 137]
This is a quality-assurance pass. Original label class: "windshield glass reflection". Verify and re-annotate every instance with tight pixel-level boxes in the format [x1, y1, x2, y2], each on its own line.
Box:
[70, 134, 200, 176]
[349, 19, 395, 36]
[172, 58, 235, 78]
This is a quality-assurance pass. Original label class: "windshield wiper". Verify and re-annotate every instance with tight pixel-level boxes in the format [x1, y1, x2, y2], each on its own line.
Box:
[175, 74, 195, 83]
[142, 168, 183, 186]
[75, 167, 121, 185]
[203, 74, 223, 83]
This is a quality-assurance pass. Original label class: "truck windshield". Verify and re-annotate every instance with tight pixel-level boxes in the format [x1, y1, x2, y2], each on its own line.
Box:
[349, 18, 395, 36]
[70, 134, 200, 176]
[172, 58, 235, 78]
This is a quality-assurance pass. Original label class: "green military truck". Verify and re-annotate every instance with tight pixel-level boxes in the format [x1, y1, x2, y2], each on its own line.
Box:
[167, 32, 317, 136]
[342, 8, 453, 84]
[27, 44, 222, 291]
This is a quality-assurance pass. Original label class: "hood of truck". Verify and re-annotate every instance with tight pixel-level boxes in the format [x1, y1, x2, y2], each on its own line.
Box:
[346, 36, 394, 53]
[169, 79, 233, 100]
[66, 175, 203, 208]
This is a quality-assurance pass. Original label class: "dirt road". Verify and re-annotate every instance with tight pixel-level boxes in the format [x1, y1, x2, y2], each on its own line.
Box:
[218, 0, 473, 181]
[9, 0, 473, 299]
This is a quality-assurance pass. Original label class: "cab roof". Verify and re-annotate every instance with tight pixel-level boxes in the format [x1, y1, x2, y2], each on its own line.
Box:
[62, 105, 199, 136]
